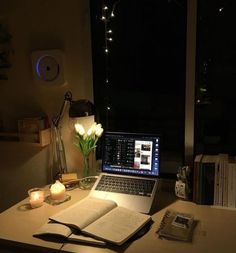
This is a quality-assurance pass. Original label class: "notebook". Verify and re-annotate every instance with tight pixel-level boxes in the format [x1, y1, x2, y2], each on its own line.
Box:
[89, 131, 160, 214]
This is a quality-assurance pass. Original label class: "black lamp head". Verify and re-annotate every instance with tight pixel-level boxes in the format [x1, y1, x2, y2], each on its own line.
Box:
[69, 99, 95, 118]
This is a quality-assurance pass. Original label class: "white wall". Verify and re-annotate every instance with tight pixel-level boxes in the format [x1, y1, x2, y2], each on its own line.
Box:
[0, 0, 94, 212]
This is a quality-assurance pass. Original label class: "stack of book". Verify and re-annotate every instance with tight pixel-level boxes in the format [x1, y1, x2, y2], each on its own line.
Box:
[193, 153, 236, 208]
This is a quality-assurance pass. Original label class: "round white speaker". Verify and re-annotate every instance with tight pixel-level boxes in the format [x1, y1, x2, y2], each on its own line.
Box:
[31, 49, 65, 86]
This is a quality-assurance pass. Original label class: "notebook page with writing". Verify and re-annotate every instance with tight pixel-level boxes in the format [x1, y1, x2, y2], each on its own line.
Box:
[50, 197, 117, 229]
[82, 206, 151, 245]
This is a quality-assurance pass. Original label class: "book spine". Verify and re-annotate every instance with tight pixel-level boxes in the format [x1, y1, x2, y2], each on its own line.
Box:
[202, 162, 215, 205]
[223, 160, 229, 207]
[214, 162, 220, 206]
[193, 160, 200, 203]
[227, 163, 235, 208]
[195, 162, 202, 204]
[192, 154, 203, 204]
[233, 165, 236, 208]
[218, 158, 224, 206]
[218, 154, 229, 206]
[199, 163, 204, 204]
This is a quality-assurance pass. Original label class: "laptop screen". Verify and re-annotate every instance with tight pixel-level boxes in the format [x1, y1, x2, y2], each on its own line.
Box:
[101, 132, 160, 177]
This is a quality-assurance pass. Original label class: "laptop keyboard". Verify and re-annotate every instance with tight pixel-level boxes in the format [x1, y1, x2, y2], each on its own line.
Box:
[95, 175, 155, 197]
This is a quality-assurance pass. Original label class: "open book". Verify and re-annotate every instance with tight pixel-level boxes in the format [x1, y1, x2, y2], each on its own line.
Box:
[34, 197, 152, 246]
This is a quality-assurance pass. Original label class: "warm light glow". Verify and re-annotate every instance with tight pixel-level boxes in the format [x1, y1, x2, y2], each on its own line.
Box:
[219, 7, 224, 12]
[101, 16, 106, 20]
[95, 123, 104, 137]
[75, 123, 85, 135]
[101, 0, 120, 119]
[200, 87, 207, 92]
[28, 189, 44, 208]
[103, 6, 108, 10]
[50, 180, 66, 200]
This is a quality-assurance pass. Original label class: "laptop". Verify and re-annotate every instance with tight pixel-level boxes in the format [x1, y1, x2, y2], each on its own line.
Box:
[89, 131, 160, 213]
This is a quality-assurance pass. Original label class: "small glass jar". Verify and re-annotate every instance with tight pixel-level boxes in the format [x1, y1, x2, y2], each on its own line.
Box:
[28, 188, 45, 208]
[50, 180, 66, 200]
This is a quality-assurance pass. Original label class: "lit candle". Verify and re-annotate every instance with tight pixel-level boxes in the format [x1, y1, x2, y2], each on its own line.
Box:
[50, 180, 66, 200]
[28, 188, 44, 208]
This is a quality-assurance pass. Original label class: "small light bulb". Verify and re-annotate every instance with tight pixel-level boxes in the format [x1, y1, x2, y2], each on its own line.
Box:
[105, 48, 109, 53]
[219, 7, 224, 12]
[107, 29, 112, 34]
[103, 6, 108, 10]
[107, 38, 113, 41]
[106, 79, 109, 83]
[107, 106, 111, 110]
[111, 12, 115, 17]
[101, 16, 106, 20]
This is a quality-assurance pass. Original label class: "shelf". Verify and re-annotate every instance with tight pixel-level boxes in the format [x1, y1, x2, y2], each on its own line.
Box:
[0, 128, 51, 147]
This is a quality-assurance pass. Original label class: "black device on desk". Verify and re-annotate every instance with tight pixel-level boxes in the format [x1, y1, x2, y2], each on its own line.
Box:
[89, 131, 161, 213]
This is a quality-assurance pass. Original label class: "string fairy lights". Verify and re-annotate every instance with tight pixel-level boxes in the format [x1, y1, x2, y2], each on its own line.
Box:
[101, 0, 120, 127]
[101, 1, 120, 54]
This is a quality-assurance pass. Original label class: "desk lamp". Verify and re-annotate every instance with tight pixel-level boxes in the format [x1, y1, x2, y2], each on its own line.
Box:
[52, 91, 95, 179]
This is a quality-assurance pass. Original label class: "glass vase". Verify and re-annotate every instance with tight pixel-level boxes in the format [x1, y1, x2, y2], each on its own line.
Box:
[82, 154, 90, 178]
[79, 152, 96, 190]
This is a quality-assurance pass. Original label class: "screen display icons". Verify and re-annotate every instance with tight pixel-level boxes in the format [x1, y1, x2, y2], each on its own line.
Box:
[102, 132, 160, 177]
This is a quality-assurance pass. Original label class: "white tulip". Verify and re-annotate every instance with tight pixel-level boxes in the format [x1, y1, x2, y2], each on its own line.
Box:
[87, 127, 93, 136]
[87, 123, 97, 136]
[74, 123, 85, 136]
[95, 124, 104, 137]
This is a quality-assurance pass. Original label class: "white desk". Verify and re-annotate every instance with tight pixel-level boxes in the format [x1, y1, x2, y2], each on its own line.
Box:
[0, 181, 236, 253]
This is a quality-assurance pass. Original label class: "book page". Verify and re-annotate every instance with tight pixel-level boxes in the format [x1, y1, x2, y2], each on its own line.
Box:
[50, 197, 117, 230]
[34, 223, 72, 238]
[82, 206, 151, 245]
[68, 234, 106, 246]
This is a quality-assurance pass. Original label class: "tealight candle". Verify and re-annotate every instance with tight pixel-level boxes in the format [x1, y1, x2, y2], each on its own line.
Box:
[50, 180, 66, 200]
[28, 188, 44, 208]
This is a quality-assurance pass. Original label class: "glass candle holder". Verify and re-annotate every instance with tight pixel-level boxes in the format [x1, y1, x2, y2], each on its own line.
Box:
[28, 188, 45, 208]
[50, 180, 66, 200]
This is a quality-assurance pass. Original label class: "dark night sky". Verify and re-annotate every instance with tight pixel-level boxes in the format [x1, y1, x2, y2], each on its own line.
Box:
[90, 0, 187, 174]
[90, 0, 186, 119]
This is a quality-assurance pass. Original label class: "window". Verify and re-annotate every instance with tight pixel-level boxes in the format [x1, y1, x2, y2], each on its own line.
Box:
[195, 1, 236, 156]
[90, 0, 187, 175]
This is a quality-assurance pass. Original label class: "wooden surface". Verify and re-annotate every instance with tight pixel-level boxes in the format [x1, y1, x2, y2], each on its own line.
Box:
[0, 180, 236, 253]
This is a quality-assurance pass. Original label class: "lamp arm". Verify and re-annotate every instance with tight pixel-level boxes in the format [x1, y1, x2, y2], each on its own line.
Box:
[51, 91, 73, 178]
[53, 126, 68, 176]
[53, 91, 73, 128]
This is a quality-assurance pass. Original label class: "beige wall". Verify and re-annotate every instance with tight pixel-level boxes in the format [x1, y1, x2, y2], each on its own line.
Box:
[0, 0, 94, 212]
